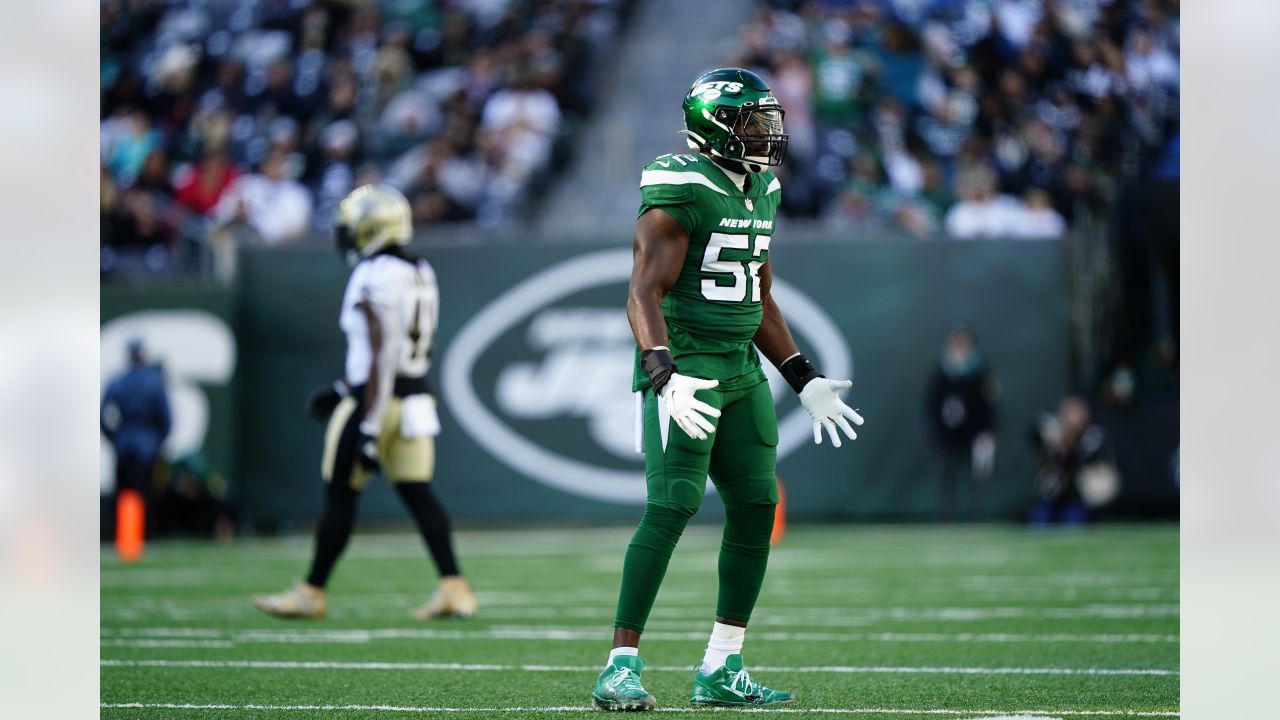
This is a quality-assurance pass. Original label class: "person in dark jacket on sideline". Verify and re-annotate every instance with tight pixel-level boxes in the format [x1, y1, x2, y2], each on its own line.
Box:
[101, 339, 172, 507]
[925, 325, 998, 521]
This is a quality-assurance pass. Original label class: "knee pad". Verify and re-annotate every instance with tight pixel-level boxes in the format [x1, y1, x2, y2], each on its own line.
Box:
[716, 471, 779, 508]
[664, 476, 707, 517]
[631, 501, 694, 555]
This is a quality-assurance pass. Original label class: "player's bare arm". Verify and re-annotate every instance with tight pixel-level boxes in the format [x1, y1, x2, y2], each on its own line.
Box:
[355, 299, 384, 470]
[626, 208, 688, 350]
[628, 209, 723, 443]
[751, 257, 865, 447]
[751, 259, 802, 366]
[357, 299, 383, 416]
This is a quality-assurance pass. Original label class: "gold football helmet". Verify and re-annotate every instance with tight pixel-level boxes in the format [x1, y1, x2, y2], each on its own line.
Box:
[334, 184, 412, 265]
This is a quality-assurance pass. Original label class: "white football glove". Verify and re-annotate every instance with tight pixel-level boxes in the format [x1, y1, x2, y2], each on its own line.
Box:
[660, 373, 721, 441]
[799, 378, 865, 448]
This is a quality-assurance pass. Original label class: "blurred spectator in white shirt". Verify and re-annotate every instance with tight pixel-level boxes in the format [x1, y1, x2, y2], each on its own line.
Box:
[476, 72, 561, 225]
[213, 146, 312, 246]
[944, 166, 1022, 239]
[1013, 188, 1066, 239]
[481, 72, 561, 185]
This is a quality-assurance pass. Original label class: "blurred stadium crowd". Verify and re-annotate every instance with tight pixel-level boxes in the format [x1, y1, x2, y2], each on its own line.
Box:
[100, 0, 1179, 266]
[100, 0, 630, 274]
[734, 0, 1179, 239]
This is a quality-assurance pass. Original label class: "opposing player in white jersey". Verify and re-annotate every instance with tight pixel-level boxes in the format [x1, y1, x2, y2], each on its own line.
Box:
[253, 184, 477, 620]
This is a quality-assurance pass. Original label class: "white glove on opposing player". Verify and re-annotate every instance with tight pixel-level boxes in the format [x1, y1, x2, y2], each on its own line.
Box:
[799, 378, 865, 448]
[660, 373, 721, 441]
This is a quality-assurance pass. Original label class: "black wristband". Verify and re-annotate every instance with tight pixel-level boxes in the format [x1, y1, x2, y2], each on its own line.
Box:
[640, 347, 677, 396]
[779, 353, 823, 394]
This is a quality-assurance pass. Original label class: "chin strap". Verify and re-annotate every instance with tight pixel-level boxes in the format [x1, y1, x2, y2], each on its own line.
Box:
[684, 133, 768, 175]
[708, 156, 755, 177]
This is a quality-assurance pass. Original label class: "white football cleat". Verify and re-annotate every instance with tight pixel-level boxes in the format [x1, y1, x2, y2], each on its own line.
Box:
[252, 580, 327, 619]
[412, 576, 478, 620]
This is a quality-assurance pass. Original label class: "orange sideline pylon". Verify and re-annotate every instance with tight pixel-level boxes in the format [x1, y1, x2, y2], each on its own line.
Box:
[771, 476, 787, 546]
[116, 488, 146, 562]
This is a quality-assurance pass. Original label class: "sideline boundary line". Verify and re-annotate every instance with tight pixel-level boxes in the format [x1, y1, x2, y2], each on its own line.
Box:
[100, 702, 1181, 716]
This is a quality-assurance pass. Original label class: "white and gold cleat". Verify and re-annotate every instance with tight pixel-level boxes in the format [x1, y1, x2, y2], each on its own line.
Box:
[252, 580, 327, 619]
[412, 576, 478, 620]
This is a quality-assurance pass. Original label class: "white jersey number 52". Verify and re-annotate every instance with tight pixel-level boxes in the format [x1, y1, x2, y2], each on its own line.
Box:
[700, 232, 771, 303]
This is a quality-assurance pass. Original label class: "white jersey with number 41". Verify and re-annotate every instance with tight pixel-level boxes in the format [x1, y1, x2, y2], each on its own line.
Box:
[340, 253, 438, 386]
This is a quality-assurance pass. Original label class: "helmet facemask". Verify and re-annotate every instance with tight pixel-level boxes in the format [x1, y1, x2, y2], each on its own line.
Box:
[707, 105, 789, 174]
[335, 222, 361, 266]
[681, 68, 790, 174]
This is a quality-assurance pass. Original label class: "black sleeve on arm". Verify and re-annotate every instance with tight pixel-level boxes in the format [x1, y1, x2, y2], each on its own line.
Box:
[779, 353, 823, 394]
[640, 347, 677, 396]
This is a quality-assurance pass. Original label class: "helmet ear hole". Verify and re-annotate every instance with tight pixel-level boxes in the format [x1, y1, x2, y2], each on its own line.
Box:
[724, 140, 742, 158]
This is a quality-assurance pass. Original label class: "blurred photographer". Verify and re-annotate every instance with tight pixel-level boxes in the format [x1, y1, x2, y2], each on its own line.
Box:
[1029, 396, 1120, 524]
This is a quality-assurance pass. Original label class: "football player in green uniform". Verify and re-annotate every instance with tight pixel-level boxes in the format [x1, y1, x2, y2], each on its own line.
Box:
[590, 68, 865, 711]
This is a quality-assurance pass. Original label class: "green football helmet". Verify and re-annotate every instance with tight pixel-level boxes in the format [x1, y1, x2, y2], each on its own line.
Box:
[682, 68, 788, 173]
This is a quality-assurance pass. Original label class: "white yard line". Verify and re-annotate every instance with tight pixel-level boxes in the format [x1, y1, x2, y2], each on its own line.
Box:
[99, 702, 1180, 717]
[100, 602, 1180, 624]
[100, 588, 1179, 605]
[102, 626, 1179, 646]
[101, 639, 236, 649]
[99, 610, 1179, 625]
[101, 567, 1179, 589]
[100, 659, 1178, 676]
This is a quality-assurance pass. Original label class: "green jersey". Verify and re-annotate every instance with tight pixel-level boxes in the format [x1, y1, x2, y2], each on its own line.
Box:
[631, 152, 782, 393]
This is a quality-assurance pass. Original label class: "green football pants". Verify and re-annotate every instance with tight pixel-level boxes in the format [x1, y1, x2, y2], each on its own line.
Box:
[614, 378, 778, 633]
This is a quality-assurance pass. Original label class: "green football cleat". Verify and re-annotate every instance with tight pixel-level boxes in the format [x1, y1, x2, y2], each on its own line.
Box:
[690, 654, 795, 706]
[591, 654, 657, 712]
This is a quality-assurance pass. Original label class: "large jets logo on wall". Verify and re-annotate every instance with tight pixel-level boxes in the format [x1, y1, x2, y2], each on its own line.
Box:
[442, 248, 850, 504]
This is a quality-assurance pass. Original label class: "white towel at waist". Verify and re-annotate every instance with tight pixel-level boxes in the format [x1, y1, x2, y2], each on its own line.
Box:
[400, 394, 440, 438]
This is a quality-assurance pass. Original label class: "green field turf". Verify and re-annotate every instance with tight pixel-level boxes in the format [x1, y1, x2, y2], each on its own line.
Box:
[101, 523, 1179, 719]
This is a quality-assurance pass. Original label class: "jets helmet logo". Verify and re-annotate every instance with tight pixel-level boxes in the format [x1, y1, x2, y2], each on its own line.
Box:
[691, 81, 744, 101]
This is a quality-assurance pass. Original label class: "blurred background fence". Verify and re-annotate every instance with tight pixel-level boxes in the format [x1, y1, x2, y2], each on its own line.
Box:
[102, 234, 1178, 528]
